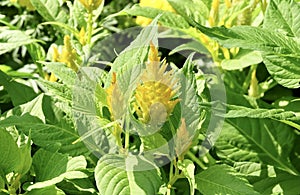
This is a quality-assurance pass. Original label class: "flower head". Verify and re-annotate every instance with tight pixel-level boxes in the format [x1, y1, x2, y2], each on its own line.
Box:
[133, 43, 179, 124]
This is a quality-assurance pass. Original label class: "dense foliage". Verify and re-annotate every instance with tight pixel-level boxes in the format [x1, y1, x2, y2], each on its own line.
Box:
[0, 0, 300, 194]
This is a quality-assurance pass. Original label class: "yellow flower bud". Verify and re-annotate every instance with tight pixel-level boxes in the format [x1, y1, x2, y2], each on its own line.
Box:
[78, 0, 103, 12]
[208, 0, 220, 26]
[60, 35, 79, 72]
[79, 27, 87, 45]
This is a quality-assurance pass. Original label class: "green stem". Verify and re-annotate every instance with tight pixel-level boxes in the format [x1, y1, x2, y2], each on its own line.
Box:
[124, 116, 130, 154]
[187, 151, 206, 170]
[87, 11, 93, 45]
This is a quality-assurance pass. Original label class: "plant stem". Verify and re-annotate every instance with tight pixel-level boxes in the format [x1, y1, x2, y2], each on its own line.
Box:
[124, 116, 130, 154]
[187, 151, 206, 170]
[87, 11, 93, 45]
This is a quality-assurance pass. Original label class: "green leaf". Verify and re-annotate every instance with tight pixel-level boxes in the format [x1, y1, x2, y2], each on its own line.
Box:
[264, 0, 300, 38]
[112, 16, 159, 94]
[263, 53, 300, 89]
[0, 128, 20, 174]
[25, 185, 65, 195]
[124, 5, 189, 29]
[195, 165, 259, 195]
[95, 154, 162, 195]
[56, 178, 97, 195]
[178, 53, 202, 141]
[221, 50, 263, 70]
[72, 67, 117, 156]
[30, 0, 68, 22]
[40, 62, 77, 86]
[192, 24, 300, 88]
[225, 118, 298, 175]
[28, 149, 87, 190]
[0, 176, 4, 190]
[67, 0, 87, 29]
[32, 149, 68, 181]
[0, 70, 37, 106]
[38, 79, 72, 103]
[215, 122, 261, 162]
[28, 171, 88, 191]
[15, 134, 32, 176]
[234, 162, 300, 195]
[167, 0, 209, 24]
[224, 104, 297, 121]
[0, 30, 38, 56]
[169, 41, 209, 55]
[0, 113, 88, 156]
[178, 159, 195, 195]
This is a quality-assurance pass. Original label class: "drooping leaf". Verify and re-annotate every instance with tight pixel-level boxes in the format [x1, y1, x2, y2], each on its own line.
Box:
[221, 50, 263, 70]
[195, 165, 259, 195]
[0, 30, 38, 56]
[169, 41, 209, 55]
[0, 70, 37, 106]
[263, 53, 300, 89]
[0, 128, 20, 174]
[95, 154, 162, 195]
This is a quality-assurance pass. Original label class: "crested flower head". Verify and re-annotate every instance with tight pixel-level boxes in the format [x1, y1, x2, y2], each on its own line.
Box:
[133, 43, 179, 124]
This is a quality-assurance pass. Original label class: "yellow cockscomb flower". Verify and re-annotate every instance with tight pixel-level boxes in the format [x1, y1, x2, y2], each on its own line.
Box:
[133, 43, 179, 124]
[48, 35, 79, 77]
[136, 0, 175, 26]
[78, 0, 103, 12]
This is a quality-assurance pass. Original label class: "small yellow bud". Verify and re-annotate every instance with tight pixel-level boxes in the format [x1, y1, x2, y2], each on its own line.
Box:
[175, 118, 192, 159]
[79, 27, 87, 45]
[208, 0, 220, 27]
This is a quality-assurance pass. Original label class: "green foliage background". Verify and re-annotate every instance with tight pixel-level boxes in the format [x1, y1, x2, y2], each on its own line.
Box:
[0, 0, 300, 194]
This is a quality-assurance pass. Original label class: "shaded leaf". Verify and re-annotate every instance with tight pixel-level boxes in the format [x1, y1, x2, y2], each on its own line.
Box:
[195, 165, 259, 195]
[95, 154, 162, 195]
[0, 30, 38, 55]
[0, 128, 20, 174]
[0, 70, 37, 106]
[30, 0, 68, 22]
